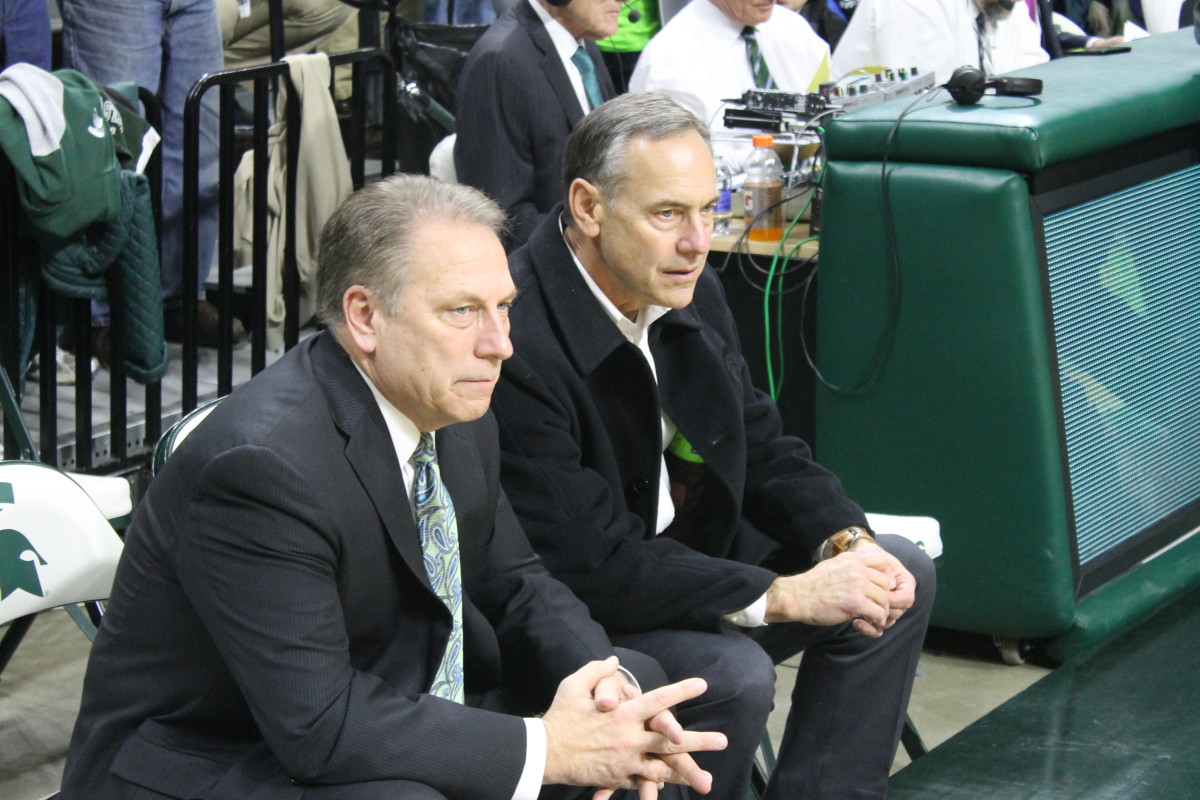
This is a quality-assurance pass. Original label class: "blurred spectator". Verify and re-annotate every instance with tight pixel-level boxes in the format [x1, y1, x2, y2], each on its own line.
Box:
[0, 0, 51, 70]
[629, 0, 830, 161]
[216, 0, 354, 68]
[424, 0, 496, 23]
[596, 0, 661, 92]
[832, 0, 1048, 84]
[455, 0, 619, 249]
[60, 0, 245, 346]
[776, 0, 850, 49]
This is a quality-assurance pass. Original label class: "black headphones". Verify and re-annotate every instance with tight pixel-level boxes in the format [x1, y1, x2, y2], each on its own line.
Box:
[944, 65, 1043, 105]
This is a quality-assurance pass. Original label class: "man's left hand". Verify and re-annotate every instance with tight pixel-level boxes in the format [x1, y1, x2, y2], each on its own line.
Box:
[845, 538, 918, 635]
[592, 663, 715, 799]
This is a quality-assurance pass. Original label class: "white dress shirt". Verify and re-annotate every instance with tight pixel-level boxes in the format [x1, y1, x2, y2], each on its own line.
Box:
[528, 0, 594, 114]
[629, 0, 831, 133]
[563, 224, 768, 627]
[356, 366, 546, 800]
[832, 0, 1049, 85]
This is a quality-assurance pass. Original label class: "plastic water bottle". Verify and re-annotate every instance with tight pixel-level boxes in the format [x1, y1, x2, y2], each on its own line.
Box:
[743, 134, 783, 242]
[714, 156, 733, 236]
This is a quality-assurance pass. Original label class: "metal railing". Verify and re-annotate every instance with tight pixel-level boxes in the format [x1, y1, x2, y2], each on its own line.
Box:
[3, 47, 398, 468]
[179, 47, 397, 411]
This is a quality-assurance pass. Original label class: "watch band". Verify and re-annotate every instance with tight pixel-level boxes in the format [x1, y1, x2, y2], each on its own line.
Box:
[820, 526, 875, 561]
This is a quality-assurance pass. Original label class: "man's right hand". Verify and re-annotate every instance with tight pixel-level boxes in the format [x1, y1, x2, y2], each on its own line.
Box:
[764, 551, 896, 635]
[541, 657, 727, 797]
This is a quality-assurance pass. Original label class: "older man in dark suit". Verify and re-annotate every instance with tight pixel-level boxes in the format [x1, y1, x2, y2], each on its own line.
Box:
[491, 93, 936, 800]
[455, 0, 619, 249]
[59, 175, 726, 800]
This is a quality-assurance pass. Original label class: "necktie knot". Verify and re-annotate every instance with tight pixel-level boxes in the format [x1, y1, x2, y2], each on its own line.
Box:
[741, 25, 757, 41]
[571, 46, 605, 111]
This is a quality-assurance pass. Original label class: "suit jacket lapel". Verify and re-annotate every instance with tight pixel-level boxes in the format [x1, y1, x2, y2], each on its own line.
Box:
[518, 1, 589, 126]
[311, 334, 434, 595]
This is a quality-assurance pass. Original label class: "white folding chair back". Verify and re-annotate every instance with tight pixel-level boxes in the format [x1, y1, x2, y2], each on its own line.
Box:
[0, 461, 124, 629]
[865, 512, 942, 559]
[151, 397, 223, 475]
[429, 133, 457, 183]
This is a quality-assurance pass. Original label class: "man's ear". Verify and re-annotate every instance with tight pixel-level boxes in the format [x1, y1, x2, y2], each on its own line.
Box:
[342, 285, 379, 354]
[567, 178, 605, 238]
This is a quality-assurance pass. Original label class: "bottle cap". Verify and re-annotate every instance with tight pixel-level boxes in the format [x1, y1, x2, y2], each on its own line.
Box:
[751, 134, 774, 148]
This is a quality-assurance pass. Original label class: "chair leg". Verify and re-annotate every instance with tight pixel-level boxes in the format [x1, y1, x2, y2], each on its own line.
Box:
[901, 713, 928, 760]
[749, 759, 769, 800]
[0, 613, 37, 677]
[748, 728, 776, 799]
[64, 603, 100, 641]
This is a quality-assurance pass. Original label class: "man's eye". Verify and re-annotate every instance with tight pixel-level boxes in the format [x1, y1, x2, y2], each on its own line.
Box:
[657, 209, 679, 219]
[451, 306, 473, 316]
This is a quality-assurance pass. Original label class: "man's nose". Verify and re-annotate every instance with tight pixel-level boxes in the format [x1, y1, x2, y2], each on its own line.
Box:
[679, 212, 712, 255]
[477, 310, 514, 361]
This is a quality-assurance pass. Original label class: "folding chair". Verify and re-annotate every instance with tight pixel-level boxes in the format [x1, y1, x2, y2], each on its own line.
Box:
[0, 369, 134, 530]
[151, 396, 224, 475]
[0, 460, 124, 678]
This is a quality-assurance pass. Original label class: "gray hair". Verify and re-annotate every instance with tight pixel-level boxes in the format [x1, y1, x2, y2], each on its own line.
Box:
[561, 92, 711, 219]
[316, 174, 506, 326]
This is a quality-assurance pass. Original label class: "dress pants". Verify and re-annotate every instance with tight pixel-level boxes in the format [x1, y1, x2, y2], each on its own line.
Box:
[614, 534, 936, 800]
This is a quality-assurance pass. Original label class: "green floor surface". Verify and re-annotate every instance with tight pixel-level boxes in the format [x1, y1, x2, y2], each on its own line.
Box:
[890, 588, 1200, 799]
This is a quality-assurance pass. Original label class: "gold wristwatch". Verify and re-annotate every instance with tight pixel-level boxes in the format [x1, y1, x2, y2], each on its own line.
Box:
[820, 526, 875, 561]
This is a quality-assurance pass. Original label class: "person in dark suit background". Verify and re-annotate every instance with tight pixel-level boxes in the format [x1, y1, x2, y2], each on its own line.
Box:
[59, 174, 727, 800]
[455, 0, 619, 250]
[490, 93, 935, 799]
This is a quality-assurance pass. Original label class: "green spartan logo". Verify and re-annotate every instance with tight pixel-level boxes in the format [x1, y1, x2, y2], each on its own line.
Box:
[0, 481, 48, 600]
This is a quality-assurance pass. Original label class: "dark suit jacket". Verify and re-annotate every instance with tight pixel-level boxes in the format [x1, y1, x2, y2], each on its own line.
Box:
[455, 1, 616, 249]
[491, 210, 869, 635]
[61, 332, 613, 800]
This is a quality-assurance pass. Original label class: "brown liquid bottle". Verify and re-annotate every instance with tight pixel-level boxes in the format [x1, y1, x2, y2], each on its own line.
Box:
[744, 133, 783, 242]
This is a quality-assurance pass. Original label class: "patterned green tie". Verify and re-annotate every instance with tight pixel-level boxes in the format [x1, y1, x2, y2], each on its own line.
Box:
[571, 46, 605, 111]
[741, 26, 776, 91]
[412, 432, 464, 703]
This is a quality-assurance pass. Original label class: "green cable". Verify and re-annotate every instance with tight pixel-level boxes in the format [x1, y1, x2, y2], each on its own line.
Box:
[763, 185, 818, 401]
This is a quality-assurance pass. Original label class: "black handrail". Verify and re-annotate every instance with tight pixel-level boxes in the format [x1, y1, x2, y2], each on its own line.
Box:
[181, 47, 397, 410]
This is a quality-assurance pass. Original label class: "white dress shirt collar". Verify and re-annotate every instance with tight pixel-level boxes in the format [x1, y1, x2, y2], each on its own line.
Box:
[560, 216, 671, 341]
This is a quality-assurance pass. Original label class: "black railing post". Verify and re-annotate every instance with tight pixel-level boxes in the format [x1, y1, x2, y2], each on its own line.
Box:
[182, 80, 205, 412]
[217, 84, 238, 396]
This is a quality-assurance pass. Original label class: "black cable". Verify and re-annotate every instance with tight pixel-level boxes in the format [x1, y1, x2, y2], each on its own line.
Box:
[801, 88, 943, 395]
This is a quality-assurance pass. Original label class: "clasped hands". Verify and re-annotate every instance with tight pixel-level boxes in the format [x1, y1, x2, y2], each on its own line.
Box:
[765, 540, 919, 637]
[541, 656, 727, 799]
